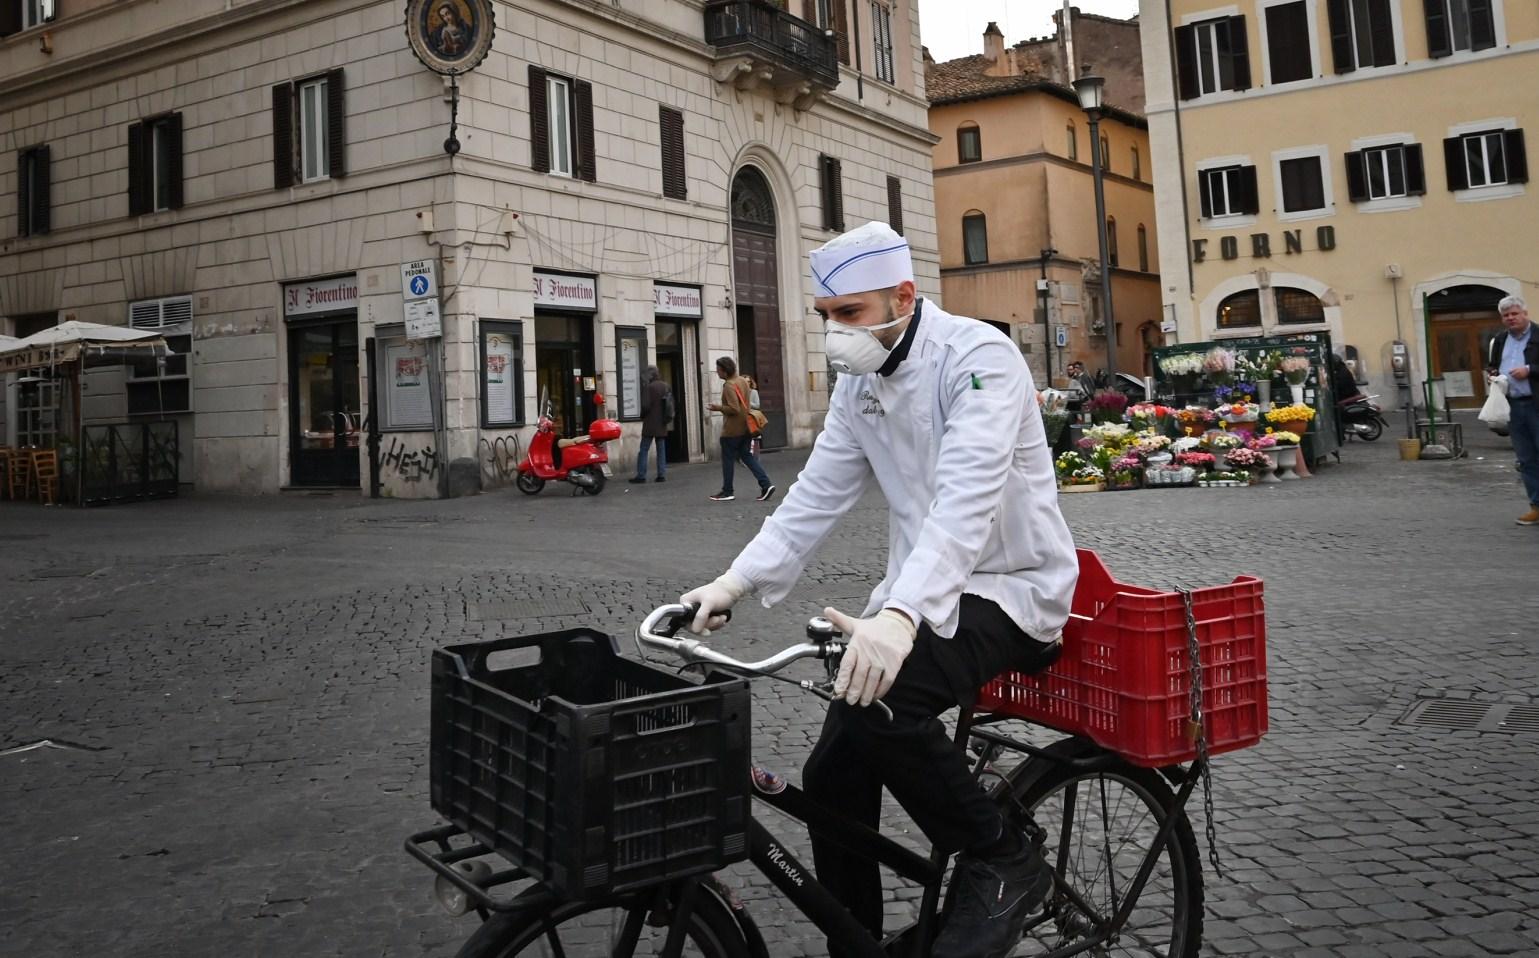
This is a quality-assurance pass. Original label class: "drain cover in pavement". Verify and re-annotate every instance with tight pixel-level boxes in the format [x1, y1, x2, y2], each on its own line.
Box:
[470, 596, 590, 620]
[1397, 699, 1539, 735]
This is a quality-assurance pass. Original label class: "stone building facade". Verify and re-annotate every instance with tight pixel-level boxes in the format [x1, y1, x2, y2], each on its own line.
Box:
[0, 0, 937, 496]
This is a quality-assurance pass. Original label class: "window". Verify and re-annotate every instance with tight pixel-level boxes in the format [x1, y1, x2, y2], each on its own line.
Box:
[1445, 129, 1527, 190]
[0, 0, 53, 36]
[1106, 217, 1119, 268]
[15, 144, 50, 237]
[1217, 290, 1262, 328]
[958, 123, 981, 164]
[480, 320, 525, 427]
[659, 106, 687, 200]
[886, 175, 903, 236]
[1066, 122, 1077, 160]
[128, 114, 184, 214]
[1137, 224, 1149, 272]
[1131, 146, 1141, 181]
[1424, 0, 1496, 58]
[1326, 0, 1396, 72]
[1275, 287, 1326, 324]
[1175, 16, 1252, 99]
[1278, 155, 1326, 213]
[962, 211, 987, 265]
[529, 66, 596, 182]
[1198, 164, 1258, 218]
[1099, 133, 1110, 172]
[871, 2, 895, 83]
[807, 0, 851, 64]
[1264, 1, 1314, 83]
[1346, 143, 1425, 201]
[127, 296, 193, 415]
[272, 71, 345, 188]
[820, 154, 844, 231]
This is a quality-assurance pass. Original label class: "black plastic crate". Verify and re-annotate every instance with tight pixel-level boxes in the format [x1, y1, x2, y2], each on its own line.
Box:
[430, 628, 751, 901]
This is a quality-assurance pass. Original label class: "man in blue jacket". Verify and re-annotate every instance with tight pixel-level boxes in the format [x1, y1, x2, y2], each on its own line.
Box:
[1488, 295, 1539, 525]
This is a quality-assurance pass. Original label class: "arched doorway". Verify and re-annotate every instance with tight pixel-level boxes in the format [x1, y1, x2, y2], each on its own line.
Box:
[1428, 283, 1506, 408]
[1137, 320, 1163, 377]
[730, 167, 787, 449]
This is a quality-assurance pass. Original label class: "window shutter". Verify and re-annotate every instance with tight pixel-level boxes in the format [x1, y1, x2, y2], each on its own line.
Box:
[325, 69, 347, 178]
[1344, 151, 1368, 201]
[1504, 130, 1527, 184]
[659, 106, 686, 200]
[1468, 0, 1496, 51]
[1443, 136, 1468, 190]
[272, 82, 294, 188]
[529, 67, 550, 173]
[16, 150, 28, 237]
[1404, 144, 1426, 194]
[1367, 0, 1396, 65]
[166, 113, 185, 209]
[1227, 17, 1252, 90]
[575, 80, 596, 183]
[127, 122, 147, 215]
[1423, 0, 1451, 58]
[1237, 164, 1259, 214]
[886, 175, 902, 235]
[820, 155, 843, 231]
[31, 145, 49, 235]
[803, 0, 816, 21]
[832, 0, 850, 65]
[1198, 171, 1213, 218]
[1326, 0, 1355, 73]
[1175, 26, 1199, 100]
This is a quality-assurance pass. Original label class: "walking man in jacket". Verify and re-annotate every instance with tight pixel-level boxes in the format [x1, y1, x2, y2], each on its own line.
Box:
[629, 366, 671, 483]
[681, 222, 1077, 958]
[1488, 295, 1539, 525]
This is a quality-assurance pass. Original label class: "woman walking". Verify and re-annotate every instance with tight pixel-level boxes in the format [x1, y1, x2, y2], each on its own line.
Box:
[707, 356, 774, 502]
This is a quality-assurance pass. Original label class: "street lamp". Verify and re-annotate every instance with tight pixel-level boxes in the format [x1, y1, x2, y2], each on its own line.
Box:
[1072, 70, 1117, 384]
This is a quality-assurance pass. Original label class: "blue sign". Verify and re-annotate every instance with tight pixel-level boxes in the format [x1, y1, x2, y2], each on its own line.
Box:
[410, 275, 430, 297]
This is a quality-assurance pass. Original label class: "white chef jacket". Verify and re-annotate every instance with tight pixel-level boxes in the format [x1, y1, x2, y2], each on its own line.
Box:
[730, 300, 1078, 641]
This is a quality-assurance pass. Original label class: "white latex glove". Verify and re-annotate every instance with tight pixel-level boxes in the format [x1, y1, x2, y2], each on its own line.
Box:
[680, 570, 752, 635]
[827, 607, 918, 707]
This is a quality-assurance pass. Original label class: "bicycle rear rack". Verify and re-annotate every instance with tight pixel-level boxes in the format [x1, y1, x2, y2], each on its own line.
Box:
[404, 823, 556, 915]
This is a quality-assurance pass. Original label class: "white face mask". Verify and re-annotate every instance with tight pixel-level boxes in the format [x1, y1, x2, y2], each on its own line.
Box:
[826, 312, 908, 375]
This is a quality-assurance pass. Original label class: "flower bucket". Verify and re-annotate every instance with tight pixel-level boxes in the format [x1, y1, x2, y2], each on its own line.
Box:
[1398, 438, 1422, 461]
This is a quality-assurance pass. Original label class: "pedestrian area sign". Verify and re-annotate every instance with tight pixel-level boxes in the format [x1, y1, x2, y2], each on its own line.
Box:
[401, 261, 437, 301]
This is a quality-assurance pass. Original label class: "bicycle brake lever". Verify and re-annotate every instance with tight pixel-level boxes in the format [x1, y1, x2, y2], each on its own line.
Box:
[807, 681, 894, 722]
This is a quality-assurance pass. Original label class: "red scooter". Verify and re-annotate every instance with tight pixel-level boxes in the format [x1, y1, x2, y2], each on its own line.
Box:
[516, 397, 621, 496]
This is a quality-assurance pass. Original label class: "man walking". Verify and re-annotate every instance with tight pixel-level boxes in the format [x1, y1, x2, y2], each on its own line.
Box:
[1488, 295, 1539, 525]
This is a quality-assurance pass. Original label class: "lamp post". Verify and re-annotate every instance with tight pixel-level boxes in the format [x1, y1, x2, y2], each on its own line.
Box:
[1039, 246, 1057, 384]
[1072, 71, 1116, 384]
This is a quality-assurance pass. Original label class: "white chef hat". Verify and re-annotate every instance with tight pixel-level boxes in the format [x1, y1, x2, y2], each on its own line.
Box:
[809, 221, 913, 298]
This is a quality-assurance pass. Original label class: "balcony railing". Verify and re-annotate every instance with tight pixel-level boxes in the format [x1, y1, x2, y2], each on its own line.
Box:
[704, 0, 839, 100]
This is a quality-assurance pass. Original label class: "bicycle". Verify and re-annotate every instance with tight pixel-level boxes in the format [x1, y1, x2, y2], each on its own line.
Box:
[408, 560, 1267, 958]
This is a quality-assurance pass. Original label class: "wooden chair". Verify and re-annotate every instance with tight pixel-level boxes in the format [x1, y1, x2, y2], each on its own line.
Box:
[5, 447, 31, 501]
[31, 449, 59, 505]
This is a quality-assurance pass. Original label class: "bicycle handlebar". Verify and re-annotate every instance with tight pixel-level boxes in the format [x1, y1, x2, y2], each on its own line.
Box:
[635, 603, 844, 674]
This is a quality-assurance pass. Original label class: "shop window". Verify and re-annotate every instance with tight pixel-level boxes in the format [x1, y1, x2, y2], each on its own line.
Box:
[1198, 164, 1258, 218]
[479, 320, 525, 428]
[128, 114, 184, 214]
[1175, 16, 1252, 99]
[614, 327, 648, 421]
[1346, 143, 1426, 201]
[1444, 129, 1527, 191]
[127, 296, 193, 416]
[272, 70, 346, 188]
[1264, 1, 1313, 83]
[1327, 0, 1396, 73]
[1217, 290, 1262, 328]
[962, 210, 988, 265]
[15, 144, 50, 237]
[1275, 287, 1326, 325]
[1137, 224, 1149, 272]
[529, 66, 595, 181]
[958, 123, 982, 164]
[1424, 0, 1496, 58]
[1278, 155, 1327, 213]
[0, 0, 54, 37]
[871, 1, 895, 83]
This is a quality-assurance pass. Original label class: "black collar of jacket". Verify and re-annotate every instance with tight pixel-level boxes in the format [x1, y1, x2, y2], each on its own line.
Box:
[1490, 322, 1539, 367]
[877, 299, 924, 377]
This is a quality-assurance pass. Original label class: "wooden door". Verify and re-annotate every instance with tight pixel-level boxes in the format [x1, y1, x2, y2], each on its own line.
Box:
[731, 229, 787, 449]
[1431, 313, 1499, 408]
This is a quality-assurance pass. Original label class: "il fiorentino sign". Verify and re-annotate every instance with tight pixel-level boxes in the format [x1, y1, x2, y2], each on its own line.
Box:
[654, 283, 703, 318]
[533, 271, 598, 311]
[284, 276, 359, 317]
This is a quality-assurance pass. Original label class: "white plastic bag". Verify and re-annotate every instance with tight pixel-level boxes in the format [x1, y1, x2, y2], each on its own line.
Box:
[1479, 375, 1510, 428]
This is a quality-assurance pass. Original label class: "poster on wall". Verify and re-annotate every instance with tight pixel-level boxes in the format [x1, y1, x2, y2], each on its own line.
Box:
[386, 341, 434, 428]
[615, 328, 646, 421]
[485, 330, 516, 423]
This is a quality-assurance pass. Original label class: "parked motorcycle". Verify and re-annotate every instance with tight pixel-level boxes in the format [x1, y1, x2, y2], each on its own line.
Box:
[516, 396, 621, 495]
[1338, 392, 1388, 442]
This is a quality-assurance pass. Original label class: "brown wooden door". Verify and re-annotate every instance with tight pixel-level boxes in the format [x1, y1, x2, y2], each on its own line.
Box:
[1431, 313, 1500, 408]
[731, 229, 787, 449]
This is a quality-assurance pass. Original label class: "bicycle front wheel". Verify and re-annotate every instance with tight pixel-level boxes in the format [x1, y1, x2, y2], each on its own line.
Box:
[1003, 744, 1204, 958]
[455, 885, 750, 958]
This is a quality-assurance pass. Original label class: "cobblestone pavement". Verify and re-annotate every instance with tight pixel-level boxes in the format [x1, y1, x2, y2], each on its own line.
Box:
[2, 414, 1537, 957]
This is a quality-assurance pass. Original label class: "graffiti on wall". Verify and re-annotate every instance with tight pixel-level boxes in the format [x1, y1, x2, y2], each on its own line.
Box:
[384, 437, 443, 483]
[478, 434, 523, 486]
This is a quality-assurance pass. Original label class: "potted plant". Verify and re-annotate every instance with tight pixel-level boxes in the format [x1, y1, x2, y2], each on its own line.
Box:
[1224, 446, 1274, 483]
[1279, 353, 1312, 405]
[1265, 403, 1315, 440]
[1203, 346, 1238, 387]
[1054, 451, 1105, 492]
[1106, 453, 1144, 491]
[1086, 389, 1129, 425]
[1160, 353, 1205, 396]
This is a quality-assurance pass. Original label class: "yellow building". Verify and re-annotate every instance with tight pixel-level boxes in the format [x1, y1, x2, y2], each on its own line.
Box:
[927, 14, 1164, 387]
[1141, 0, 1538, 408]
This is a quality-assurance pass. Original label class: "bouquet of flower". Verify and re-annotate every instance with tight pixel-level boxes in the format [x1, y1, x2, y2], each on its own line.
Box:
[1225, 447, 1274, 471]
[1134, 432, 1172, 455]
[1201, 470, 1251, 484]
[1160, 353, 1205, 378]
[1215, 401, 1258, 422]
[1063, 464, 1105, 484]
[1279, 354, 1312, 385]
[1246, 433, 1279, 450]
[1204, 431, 1243, 451]
[1055, 451, 1095, 482]
[1086, 389, 1130, 424]
[1126, 402, 1176, 432]
[1203, 346, 1237, 381]
[1171, 436, 1203, 453]
[1270, 430, 1301, 444]
[1265, 404, 1316, 424]
[1174, 450, 1216, 470]
[1107, 454, 1144, 489]
[1176, 406, 1217, 431]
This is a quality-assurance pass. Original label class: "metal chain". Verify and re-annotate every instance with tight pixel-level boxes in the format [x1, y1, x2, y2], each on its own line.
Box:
[1181, 589, 1224, 879]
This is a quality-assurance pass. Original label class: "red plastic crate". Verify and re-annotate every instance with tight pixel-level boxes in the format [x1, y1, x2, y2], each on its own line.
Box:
[979, 549, 1268, 767]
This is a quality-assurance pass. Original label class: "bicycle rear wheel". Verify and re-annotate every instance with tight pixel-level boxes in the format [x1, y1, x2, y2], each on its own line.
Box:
[1002, 743, 1204, 958]
[455, 884, 750, 958]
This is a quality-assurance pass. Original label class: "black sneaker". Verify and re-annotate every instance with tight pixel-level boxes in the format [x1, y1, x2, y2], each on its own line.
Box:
[709, 491, 735, 501]
[932, 828, 1053, 958]
[654, 476, 667, 483]
[627, 476, 647, 484]
[756, 484, 776, 502]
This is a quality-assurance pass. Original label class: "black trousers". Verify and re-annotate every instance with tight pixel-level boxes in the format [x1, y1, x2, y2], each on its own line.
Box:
[802, 594, 1059, 950]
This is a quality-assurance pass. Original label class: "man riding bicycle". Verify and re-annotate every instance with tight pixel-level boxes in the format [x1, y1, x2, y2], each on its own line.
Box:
[682, 221, 1078, 958]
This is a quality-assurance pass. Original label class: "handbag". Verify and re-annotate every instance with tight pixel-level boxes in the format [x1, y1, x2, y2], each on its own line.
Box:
[732, 382, 769, 435]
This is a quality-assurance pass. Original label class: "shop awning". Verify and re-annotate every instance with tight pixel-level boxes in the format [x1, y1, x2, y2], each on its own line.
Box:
[0, 321, 169, 374]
